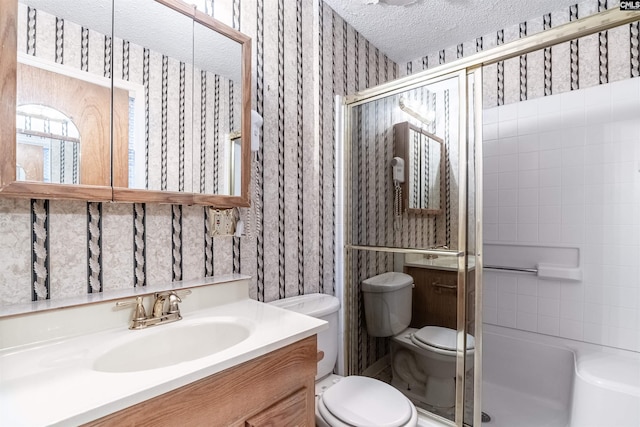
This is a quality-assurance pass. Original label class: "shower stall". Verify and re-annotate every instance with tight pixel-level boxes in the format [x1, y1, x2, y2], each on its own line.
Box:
[340, 69, 483, 426]
[338, 7, 638, 427]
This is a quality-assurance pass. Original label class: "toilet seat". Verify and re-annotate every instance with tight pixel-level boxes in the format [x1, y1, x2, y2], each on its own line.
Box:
[317, 376, 417, 427]
[411, 326, 475, 355]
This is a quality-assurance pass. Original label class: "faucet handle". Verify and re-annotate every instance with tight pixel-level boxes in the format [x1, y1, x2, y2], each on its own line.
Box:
[175, 289, 192, 298]
[116, 296, 147, 319]
[155, 289, 192, 298]
[116, 296, 148, 329]
[167, 290, 192, 314]
[155, 289, 191, 315]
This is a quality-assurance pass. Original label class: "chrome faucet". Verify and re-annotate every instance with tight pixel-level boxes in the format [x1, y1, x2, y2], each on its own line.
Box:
[117, 290, 192, 330]
[152, 293, 168, 318]
[424, 244, 449, 260]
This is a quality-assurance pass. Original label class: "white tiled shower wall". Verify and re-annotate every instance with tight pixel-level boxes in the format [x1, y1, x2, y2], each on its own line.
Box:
[482, 77, 640, 352]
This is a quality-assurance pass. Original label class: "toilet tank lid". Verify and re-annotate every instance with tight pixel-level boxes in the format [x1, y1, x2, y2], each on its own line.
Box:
[268, 293, 340, 318]
[362, 272, 413, 292]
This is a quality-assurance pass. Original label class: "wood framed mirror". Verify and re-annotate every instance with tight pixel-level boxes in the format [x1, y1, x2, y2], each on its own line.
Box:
[0, 0, 251, 207]
[394, 121, 444, 215]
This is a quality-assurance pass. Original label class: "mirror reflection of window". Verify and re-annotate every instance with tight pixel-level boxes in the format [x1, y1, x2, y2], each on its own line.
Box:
[15, 104, 81, 185]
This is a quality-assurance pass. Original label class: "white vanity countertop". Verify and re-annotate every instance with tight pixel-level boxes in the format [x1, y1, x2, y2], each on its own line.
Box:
[404, 253, 476, 271]
[0, 279, 327, 426]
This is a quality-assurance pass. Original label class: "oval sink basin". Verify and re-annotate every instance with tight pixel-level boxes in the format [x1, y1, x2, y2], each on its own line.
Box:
[93, 318, 252, 373]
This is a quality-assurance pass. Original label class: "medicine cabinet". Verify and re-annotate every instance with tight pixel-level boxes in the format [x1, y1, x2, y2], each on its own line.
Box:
[0, 0, 251, 207]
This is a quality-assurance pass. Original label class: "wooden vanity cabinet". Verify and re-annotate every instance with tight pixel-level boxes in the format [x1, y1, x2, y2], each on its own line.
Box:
[84, 335, 317, 427]
[405, 267, 475, 332]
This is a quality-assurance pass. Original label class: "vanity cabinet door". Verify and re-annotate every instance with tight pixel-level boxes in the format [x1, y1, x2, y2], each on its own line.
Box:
[406, 267, 475, 331]
[407, 267, 458, 329]
[245, 387, 308, 427]
[84, 336, 316, 427]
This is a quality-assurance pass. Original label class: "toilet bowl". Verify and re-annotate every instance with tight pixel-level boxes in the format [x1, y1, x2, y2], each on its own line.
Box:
[392, 327, 474, 408]
[315, 374, 418, 427]
[362, 272, 475, 408]
[270, 294, 418, 427]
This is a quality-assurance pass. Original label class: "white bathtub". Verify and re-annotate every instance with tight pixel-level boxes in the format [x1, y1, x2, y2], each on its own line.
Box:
[483, 324, 640, 427]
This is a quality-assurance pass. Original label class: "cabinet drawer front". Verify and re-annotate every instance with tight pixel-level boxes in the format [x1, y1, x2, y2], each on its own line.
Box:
[245, 387, 308, 427]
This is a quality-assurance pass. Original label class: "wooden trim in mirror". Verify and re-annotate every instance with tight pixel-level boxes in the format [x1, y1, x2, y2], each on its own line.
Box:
[0, 182, 112, 202]
[18, 64, 125, 187]
[240, 38, 252, 207]
[112, 189, 250, 208]
[0, 0, 18, 191]
[112, 188, 198, 205]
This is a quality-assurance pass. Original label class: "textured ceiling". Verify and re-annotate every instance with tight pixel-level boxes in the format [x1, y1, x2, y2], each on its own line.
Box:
[323, 0, 583, 64]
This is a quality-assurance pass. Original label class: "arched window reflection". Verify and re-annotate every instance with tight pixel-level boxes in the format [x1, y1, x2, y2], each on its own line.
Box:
[16, 104, 81, 184]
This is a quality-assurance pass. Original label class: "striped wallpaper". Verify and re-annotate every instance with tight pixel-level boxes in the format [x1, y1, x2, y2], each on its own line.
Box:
[0, 1, 399, 308]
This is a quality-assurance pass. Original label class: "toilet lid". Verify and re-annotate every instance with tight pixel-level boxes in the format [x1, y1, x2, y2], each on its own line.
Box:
[412, 326, 475, 351]
[321, 376, 413, 427]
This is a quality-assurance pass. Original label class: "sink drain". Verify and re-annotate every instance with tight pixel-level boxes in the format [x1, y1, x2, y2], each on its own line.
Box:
[481, 412, 492, 423]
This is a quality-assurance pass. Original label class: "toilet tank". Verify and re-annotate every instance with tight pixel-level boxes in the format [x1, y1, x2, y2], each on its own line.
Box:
[269, 293, 340, 380]
[362, 272, 413, 337]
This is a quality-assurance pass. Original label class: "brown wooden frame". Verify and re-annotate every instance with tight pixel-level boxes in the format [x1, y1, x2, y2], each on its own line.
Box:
[0, 0, 252, 207]
[394, 121, 445, 216]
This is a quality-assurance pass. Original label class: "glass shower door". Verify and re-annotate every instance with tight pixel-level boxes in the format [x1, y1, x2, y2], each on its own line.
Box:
[343, 67, 482, 426]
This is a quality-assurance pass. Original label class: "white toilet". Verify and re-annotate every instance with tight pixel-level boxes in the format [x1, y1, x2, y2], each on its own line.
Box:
[362, 272, 475, 408]
[270, 293, 418, 427]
